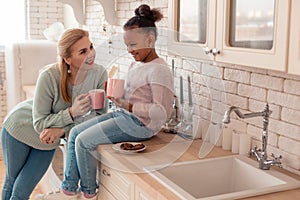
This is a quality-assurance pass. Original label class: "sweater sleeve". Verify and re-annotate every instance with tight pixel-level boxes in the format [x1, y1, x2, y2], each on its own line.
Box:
[32, 68, 73, 134]
[132, 64, 174, 131]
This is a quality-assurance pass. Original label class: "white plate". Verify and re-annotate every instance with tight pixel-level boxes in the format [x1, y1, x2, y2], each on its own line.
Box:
[112, 142, 147, 154]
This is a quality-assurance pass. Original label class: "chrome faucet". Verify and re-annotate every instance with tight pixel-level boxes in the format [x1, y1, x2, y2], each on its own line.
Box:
[222, 104, 282, 170]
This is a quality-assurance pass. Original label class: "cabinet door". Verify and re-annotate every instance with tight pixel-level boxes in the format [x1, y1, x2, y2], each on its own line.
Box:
[98, 184, 117, 200]
[99, 164, 134, 200]
[215, 0, 290, 71]
[135, 184, 156, 200]
[168, 0, 216, 60]
[288, 0, 300, 75]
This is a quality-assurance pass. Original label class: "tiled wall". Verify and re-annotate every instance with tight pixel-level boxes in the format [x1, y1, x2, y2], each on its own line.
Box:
[0, 52, 6, 122]
[0, 0, 299, 175]
[28, 0, 64, 39]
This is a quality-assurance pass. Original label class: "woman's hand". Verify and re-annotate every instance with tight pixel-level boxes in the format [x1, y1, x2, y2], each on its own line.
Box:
[40, 128, 65, 144]
[69, 93, 90, 118]
[109, 97, 133, 112]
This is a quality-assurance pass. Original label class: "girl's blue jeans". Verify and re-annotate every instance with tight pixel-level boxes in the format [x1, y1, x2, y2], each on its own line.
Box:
[1, 127, 55, 200]
[61, 109, 154, 195]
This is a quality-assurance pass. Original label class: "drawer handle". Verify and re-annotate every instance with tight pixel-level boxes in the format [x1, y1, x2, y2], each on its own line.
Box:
[102, 169, 111, 177]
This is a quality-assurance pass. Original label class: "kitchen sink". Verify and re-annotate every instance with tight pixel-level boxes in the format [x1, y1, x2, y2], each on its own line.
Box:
[144, 155, 300, 200]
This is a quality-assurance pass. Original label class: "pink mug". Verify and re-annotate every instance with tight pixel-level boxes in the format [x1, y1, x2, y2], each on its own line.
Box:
[89, 89, 105, 109]
[106, 78, 125, 98]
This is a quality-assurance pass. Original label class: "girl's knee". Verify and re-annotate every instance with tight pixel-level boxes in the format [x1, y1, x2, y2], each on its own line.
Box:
[68, 127, 81, 143]
[75, 136, 85, 150]
[75, 135, 96, 152]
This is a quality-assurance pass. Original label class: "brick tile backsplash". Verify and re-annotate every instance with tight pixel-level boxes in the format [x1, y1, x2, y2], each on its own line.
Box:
[248, 100, 281, 120]
[268, 90, 300, 110]
[202, 64, 223, 79]
[279, 136, 300, 156]
[269, 119, 300, 140]
[284, 79, 300, 95]
[251, 73, 284, 91]
[281, 107, 300, 126]
[224, 68, 251, 84]
[224, 93, 248, 109]
[222, 79, 238, 94]
[237, 84, 267, 101]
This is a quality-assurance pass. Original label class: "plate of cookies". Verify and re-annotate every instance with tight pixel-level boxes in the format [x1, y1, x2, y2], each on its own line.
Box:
[112, 142, 146, 153]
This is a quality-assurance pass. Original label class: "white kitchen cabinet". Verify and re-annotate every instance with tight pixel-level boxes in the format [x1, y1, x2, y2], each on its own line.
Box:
[98, 163, 162, 200]
[98, 184, 117, 200]
[215, 0, 289, 71]
[168, 0, 291, 72]
[135, 184, 156, 200]
[98, 163, 135, 200]
[287, 0, 300, 75]
[168, 0, 216, 60]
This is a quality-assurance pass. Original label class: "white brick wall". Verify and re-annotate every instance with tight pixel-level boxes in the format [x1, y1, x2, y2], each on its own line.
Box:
[281, 107, 300, 126]
[0, 0, 300, 175]
[251, 73, 284, 91]
[284, 79, 300, 95]
[0, 52, 6, 122]
[238, 84, 267, 101]
[224, 68, 251, 84]
[268, 90, 300, 110]
[28, 0, 64, 39]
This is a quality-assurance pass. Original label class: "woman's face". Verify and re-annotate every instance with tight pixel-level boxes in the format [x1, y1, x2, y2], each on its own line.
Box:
[123, 29, 153, 62]
[65, 36, 95, 71]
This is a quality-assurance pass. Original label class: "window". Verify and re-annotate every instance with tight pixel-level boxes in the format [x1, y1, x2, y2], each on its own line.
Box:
[229, 0, 275, 50]
[0, 1, 26, 47]
[177, 0, 207, 43]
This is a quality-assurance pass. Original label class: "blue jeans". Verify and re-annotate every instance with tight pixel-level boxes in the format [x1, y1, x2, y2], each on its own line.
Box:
[1, 127, 55, 200]
[61, 109, 154, 194]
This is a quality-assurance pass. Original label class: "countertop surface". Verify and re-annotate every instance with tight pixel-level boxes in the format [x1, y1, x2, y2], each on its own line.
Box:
[96, 132, 300, 200]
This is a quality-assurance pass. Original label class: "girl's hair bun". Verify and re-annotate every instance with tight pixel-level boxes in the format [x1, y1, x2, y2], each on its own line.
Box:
[134, 4, 163, 22]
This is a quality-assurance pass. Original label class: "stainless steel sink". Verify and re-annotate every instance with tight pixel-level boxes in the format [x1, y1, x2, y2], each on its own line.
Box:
[144, 155, 300, 200]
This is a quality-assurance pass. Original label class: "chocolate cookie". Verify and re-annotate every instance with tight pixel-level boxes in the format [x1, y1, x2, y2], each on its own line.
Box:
[120, 142, 145, 150]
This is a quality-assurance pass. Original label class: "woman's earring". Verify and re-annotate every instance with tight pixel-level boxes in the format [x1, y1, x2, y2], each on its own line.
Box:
[67, 68, 71, 74]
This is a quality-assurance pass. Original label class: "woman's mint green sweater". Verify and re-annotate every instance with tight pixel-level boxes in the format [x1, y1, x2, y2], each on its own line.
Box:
[3, 63, 108, 150]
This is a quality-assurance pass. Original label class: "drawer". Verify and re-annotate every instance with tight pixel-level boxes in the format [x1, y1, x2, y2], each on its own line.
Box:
[135, 184, 156, 200]
[98, 183, 117, 200]
[99, 163, 134, 200]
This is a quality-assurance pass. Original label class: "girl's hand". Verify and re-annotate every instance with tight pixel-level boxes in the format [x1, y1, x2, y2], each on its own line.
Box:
[40, 128, 65, 144]
[109, 97, 133, 112]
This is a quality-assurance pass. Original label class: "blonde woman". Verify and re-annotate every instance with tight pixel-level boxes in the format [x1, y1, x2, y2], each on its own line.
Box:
[1, 28, 107, 200]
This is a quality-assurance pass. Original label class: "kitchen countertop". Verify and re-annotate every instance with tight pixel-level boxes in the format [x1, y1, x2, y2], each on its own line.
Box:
[96, 132, 300, 200]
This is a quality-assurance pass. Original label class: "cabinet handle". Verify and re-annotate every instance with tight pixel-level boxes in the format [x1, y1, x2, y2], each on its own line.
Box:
[102, 169, 111, 177]
[204, 47, 212, 55]
[212, 48, 220, 56]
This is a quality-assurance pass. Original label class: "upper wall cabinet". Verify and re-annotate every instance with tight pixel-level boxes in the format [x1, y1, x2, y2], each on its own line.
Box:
[168, 0, 216, 60]
[215, 0, 290, 72]
[168, 0, 294, 73]
[288, 0, 300, 75]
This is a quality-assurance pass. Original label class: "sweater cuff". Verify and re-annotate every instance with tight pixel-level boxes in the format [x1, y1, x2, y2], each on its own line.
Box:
[63, 108, 74, 125]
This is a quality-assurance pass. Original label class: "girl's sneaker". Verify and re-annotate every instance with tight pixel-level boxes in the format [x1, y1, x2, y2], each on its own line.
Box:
[79, 192, 98, 200]
[35, 190, 80, 200]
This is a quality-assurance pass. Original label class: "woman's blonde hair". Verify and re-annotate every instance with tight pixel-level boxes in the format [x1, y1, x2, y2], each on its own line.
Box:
[57, 28, 89, 103]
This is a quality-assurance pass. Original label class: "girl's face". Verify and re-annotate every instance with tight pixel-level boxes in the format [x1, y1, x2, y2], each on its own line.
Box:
[65, 36, 95, 71]
[123, 29, 154, 62]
